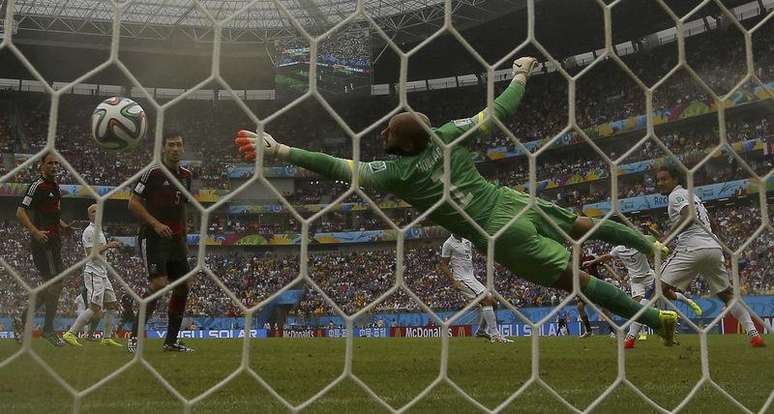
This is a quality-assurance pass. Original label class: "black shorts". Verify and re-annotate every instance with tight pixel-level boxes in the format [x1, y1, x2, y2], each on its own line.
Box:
[31, 238, 64, 280]
[138, 235, 189, 280]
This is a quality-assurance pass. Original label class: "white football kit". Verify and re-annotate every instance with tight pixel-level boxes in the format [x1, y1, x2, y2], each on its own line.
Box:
[661, 185, 731, 294]
[609, 245, 655, 298]
[441, 236, 485, 299]
[82, 223, 117, 307]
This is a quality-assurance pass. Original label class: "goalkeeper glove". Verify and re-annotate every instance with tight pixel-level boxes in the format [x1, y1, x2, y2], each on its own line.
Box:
[511, 57, 538, 85]
[234, 129, 290, 161]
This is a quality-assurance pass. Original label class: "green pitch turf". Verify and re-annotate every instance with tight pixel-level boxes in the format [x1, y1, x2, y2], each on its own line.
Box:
[0, 335, 770, 413]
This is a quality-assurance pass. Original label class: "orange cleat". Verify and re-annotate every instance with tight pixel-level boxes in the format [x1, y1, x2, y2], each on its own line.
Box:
[750, 335, 766, 348]
[624, 337, 636, 349]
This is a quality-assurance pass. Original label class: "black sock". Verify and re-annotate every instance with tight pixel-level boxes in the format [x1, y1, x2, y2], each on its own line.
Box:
[43, 287, 61, 334]
[131, 298, 157, 338]
[165, 293, 187, 345]
[165, 314, 183, 345]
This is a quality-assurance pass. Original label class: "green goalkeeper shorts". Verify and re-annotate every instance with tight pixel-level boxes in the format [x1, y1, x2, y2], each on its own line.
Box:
[484, 187, 577, 287]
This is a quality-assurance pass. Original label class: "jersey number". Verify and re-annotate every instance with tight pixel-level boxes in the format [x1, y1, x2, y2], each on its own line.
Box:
[430, 169, 474, 209]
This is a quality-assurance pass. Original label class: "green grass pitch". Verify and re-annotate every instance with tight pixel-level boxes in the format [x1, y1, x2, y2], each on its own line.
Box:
[0, 335, 770, 413]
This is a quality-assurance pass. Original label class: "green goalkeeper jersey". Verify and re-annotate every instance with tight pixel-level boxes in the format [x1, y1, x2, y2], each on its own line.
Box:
[287, 82, 527, 245]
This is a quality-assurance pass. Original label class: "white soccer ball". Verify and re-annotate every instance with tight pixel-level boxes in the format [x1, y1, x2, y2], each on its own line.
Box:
[91, 96, 147, 150]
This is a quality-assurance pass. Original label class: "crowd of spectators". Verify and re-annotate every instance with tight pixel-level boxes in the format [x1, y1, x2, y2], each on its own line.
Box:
[0, 201, 771, 324]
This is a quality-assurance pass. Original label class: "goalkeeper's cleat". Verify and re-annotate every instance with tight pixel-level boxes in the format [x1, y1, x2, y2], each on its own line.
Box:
[62, 331, 82, 347]
[100, 338, 123, 348]
[656, 310, 678, 346]
[646, 237, 669, 260]
[162, 341, 194, 352]
[624, 336, 636, 349]
[750, 335, 766, 348]
[127, 337, 138, 354]
[686, 299, 703, 317]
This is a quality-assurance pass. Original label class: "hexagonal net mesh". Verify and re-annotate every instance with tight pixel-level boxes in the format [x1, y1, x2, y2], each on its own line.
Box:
[0, 0, 772, 412]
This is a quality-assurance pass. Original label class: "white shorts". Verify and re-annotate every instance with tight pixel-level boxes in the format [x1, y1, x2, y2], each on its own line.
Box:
[660, 248, 731, 295]
[84, 271, 117, 308]
[454, 275, 486, 300]
[630, 275, 655, 299]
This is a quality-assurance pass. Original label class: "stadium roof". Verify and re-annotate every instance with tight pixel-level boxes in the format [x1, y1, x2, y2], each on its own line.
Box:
[7, 0, 523, 44]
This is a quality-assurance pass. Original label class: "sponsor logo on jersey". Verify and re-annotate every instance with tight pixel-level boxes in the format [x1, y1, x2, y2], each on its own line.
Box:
[453, 118, 473, 127]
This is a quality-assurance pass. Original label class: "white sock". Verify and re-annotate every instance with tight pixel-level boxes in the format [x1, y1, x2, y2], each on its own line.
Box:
[475, 309, 486, 332]
[482, 306, 498, 336]
[728, 303, 758, 337]
[102, 311, 115, 339]
[626, 298, 649, 339]
[69, 308, 94, 335]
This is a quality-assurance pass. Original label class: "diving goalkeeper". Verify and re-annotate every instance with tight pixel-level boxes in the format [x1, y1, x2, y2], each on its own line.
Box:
[235, 57, 678, 344]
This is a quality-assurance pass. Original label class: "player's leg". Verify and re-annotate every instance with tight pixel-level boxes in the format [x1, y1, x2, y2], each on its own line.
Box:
[576, 298, 593, 338]
[700, 249, 766, 347]
[162, 258, 194, 352]
[64, 271, 104, 346]
[129, 237, 167, 352]
[28, 243, 65, 347]
[491, 214, 676, 345]
[660, 250, 703, 316]
[100, 279, 122, 347]
[570, 216, 665, 257]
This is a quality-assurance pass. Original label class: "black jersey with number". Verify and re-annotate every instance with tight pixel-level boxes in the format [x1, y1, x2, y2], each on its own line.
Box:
[19, 176, 62, 237]
[132, 165, 192, 237]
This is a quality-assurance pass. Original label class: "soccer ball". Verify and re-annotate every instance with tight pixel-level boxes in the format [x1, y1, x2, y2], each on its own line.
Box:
[91, 97, 147, 150]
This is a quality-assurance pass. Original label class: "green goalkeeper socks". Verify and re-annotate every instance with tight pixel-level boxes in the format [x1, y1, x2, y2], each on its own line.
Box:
[581, 277, 661, 330]
[591, 219, 654, 255]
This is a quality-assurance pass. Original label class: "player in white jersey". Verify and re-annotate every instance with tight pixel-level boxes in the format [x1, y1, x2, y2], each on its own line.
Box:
[62, 204, 124, 347]
[440, 235, 511, 343]
[584, 243, 698, 348]
[656, 167, 765, 347]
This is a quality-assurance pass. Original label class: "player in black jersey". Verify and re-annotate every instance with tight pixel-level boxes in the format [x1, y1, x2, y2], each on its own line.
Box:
[14, 152, 72, 347]
[127, 130, 194, 352]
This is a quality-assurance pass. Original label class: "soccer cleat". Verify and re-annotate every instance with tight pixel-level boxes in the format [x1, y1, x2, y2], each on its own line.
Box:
[651, 239, 669, 260]
[475, 329, 492, 340]
[750, 335, 765, 348]
[100, 338, 123, 347]
[686, 299, 703, 317]
[490, 335, 514, 344]
[609, 331, 616, 339]
[62, 331, 82, 347]
[638, 331, 648, 341]
[127, 337, 138, 353]
[42, 332, 65, 347]
[163, 341, 194, 352]
[579, 331, 592, 339]
[624, 336, 636, 349]
[656, 310, 678, 346]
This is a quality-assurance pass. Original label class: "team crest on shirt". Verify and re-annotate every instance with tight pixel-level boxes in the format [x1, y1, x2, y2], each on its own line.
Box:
[675, 195, 685, 203]
[369, 161, 387, 173]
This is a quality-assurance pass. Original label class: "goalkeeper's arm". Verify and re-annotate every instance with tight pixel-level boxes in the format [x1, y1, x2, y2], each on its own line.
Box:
[436, 57, 538, 145]
[234, 130, 384, 190]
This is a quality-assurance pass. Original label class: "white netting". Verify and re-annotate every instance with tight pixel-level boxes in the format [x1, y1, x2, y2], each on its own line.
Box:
[1, 0, 772, 412]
